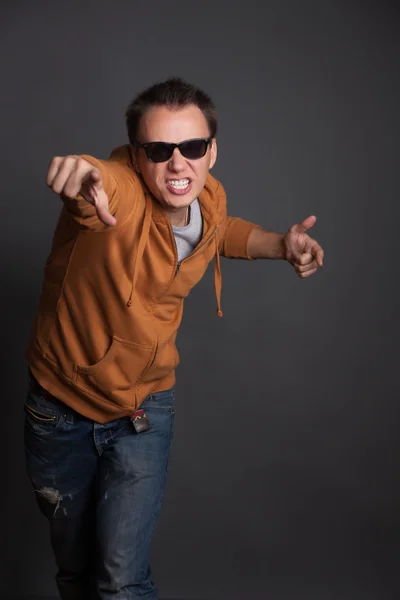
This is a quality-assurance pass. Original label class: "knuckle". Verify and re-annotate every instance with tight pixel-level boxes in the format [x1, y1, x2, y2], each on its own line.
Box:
[75, 157, 87, 168]
[66, 155, 80, 169]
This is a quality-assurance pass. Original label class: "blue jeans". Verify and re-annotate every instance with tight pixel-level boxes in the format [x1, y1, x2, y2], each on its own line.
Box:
[24, 374, 175, 600]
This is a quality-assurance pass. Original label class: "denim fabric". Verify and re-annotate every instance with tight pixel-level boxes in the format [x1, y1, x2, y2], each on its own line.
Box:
[24, 377, 175, 600]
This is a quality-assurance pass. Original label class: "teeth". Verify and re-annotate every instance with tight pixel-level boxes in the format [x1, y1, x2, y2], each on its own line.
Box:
[169, 179, 189, 189]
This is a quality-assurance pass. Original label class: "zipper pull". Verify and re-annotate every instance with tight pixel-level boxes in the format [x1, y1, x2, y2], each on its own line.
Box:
[176, 263, 181, 275]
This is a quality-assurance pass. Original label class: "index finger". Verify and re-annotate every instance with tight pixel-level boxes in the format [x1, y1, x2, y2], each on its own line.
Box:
[95, 199, 117, 227]
[314, 247, 324, 267]
[305, 239, 324, 267]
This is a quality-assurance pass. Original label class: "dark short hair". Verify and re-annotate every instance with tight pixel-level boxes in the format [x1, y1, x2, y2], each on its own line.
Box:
[125, 77, 218, 144]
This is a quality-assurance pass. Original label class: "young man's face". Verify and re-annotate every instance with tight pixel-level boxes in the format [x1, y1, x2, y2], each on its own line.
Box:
[132, 104, 217, 213]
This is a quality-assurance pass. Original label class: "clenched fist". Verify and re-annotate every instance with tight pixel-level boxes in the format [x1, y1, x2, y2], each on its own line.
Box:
[47, 156, 117, 226]
[284, 215, 324, 278]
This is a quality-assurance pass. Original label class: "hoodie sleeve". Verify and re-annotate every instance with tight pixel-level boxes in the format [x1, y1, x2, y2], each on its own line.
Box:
[61, 152, 140, 231]
[219, 216, 260, 259]
[215, 181, 261, 259]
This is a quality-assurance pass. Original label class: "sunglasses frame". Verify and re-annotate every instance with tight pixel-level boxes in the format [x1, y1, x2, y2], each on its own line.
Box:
[133, 137, 213, 163]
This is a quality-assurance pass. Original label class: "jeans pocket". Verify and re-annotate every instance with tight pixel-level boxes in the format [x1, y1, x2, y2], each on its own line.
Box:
[139, 389, 175, 441]
[141, 388, 175, 413]
[24, 390, 63, 438]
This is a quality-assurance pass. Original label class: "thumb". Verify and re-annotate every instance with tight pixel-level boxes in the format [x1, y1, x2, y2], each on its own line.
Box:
[290, 214, 316, 235]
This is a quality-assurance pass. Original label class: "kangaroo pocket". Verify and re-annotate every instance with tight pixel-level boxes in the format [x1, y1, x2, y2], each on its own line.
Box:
[140, 337, 179, 385]
[74, 335, 156, 409]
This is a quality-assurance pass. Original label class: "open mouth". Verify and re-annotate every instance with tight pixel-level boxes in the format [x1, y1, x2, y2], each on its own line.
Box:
[166, 178, 192, 195]
[168, 178, 190, 190]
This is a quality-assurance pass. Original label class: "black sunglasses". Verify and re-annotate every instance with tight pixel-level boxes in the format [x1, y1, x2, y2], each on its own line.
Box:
[133, 137, 213, 163]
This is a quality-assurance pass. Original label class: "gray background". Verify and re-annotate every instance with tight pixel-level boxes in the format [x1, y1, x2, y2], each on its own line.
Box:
[1, 0, 399, 599]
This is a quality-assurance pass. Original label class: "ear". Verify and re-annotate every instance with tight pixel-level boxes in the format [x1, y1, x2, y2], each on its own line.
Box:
[209, 138, 218, 170]
[130, 144, 140, 174]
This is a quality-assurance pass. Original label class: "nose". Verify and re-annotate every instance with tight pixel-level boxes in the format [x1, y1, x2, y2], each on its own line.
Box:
[168, 147, 185, 172]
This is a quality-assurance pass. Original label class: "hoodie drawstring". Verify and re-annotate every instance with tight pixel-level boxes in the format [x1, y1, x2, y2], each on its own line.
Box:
[127, 194, 152, 308]
[214, 228, 223, 318]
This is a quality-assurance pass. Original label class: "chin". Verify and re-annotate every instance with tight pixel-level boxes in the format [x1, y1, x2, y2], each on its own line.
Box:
[167, 199, 193, 211]
[163, 192, 197, 208]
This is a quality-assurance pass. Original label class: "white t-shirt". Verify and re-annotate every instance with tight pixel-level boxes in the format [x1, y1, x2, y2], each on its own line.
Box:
[171, 198, 203, 263]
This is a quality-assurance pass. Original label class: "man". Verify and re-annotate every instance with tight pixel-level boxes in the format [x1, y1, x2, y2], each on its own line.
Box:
[25, 77, 324, 600]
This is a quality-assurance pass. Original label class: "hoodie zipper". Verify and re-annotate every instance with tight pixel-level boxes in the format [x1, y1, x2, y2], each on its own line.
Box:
[158, 222, 217, 305]
[175, 225, 217, 275]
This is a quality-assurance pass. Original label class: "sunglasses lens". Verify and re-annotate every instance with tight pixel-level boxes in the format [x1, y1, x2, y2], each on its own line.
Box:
[180, 139, 208, 160]
[146, 143, 173, 163]
[142, 139, 210, 162]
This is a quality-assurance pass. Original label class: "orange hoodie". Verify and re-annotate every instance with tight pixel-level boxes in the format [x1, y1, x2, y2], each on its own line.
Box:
[26, 145, 259, 423]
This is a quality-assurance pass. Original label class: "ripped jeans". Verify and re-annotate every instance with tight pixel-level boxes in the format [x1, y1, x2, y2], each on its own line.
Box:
[24, 372, 175, 600]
